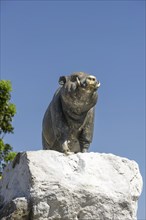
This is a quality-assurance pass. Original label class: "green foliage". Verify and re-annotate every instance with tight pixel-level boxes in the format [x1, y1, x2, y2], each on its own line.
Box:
[0, 80, 17, 176]
[4, 151, 17, 163]
[0, 139, 16, 169]
[0, 80, 16, 135]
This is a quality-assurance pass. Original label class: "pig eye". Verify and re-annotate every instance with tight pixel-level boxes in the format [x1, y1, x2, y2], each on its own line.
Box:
[71, 75, 78, 82]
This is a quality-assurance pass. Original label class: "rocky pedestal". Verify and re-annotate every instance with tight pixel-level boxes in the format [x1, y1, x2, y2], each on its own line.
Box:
[0, 150, 143, 220]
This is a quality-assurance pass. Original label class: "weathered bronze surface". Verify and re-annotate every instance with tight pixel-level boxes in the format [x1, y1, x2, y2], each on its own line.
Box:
[42, 72, 100, 154]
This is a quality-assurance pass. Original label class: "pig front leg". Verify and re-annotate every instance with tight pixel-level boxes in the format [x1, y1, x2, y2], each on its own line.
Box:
[79, 107, 95, 153]
[62, 140, 73, 155]
[58, 135, 74, 155]
[79, 137, 90, 153]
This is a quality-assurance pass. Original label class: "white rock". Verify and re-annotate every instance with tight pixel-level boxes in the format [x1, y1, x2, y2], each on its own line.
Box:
[0, 150, 143, 220]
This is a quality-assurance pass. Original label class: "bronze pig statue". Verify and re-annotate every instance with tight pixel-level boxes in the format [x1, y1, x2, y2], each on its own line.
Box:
[42, 72, 100, 154]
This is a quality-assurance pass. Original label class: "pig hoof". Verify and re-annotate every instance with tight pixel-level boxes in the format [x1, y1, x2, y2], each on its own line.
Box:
[63, 149, 74, 156]
[82, 148, 88, 153]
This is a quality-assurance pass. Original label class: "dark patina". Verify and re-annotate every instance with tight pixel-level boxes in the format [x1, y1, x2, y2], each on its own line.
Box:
[42, 72, 100, 154]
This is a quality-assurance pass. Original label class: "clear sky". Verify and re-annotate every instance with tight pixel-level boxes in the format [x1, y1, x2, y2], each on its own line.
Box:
[0, 0, 145, 219]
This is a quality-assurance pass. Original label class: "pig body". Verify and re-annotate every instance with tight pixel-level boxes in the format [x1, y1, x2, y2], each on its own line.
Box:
[42, 72, 100, 154]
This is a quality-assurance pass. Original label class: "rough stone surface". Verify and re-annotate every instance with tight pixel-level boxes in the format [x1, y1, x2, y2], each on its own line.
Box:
[0, 150, 143, 220]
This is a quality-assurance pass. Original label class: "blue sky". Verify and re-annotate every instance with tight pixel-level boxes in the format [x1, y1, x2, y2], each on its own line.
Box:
[0, 1, 145, 219]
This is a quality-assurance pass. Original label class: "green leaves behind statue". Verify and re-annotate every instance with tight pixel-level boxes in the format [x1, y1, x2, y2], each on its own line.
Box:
[0, 80, 17, 177]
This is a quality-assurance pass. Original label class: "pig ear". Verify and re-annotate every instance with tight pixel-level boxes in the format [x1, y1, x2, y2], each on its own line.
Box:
[58, 76, 67, 85]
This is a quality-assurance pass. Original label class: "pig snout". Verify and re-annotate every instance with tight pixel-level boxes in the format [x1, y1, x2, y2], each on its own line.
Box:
[80, 75, 100, 89]
[86, 75, 96, 85]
